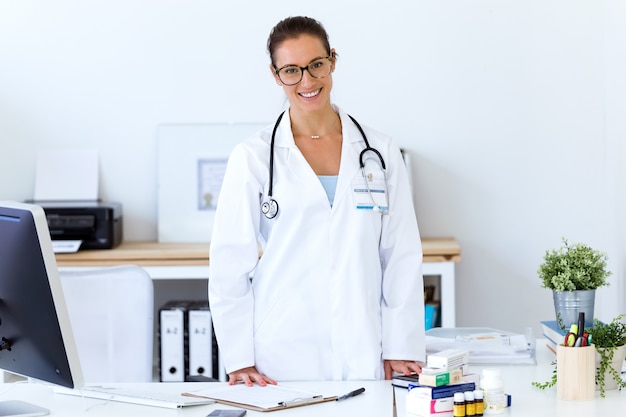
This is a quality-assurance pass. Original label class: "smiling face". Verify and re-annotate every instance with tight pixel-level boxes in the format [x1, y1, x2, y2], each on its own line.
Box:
[270, 34, 335, 115]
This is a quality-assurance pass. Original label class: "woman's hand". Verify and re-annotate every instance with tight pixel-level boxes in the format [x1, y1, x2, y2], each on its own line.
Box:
[228, 366, 278, 386]
[384, 360, 424, 380]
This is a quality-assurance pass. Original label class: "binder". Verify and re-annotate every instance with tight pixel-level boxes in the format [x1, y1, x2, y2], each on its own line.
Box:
[187, 301, 213, 379]
[158, 300, 189, 382]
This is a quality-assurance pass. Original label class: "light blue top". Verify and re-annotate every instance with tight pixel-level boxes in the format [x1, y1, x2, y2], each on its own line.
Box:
[318, 175, 338, 207]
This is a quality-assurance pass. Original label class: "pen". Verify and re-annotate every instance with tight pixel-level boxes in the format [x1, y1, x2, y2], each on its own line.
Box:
[336, 387, 365, 401]
[564, 324, 578, 347]
[278, 395, 322, 407]
[577, 312, 585, 337]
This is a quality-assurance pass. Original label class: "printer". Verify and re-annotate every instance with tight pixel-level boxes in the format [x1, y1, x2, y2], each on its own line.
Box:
[30, 201, 123, 249]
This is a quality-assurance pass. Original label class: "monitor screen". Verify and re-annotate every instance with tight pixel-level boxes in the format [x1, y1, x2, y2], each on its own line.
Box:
[0, 201, 84, 414]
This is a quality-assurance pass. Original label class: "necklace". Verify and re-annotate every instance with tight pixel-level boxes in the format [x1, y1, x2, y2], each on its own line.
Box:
[294, 114, 341, 139]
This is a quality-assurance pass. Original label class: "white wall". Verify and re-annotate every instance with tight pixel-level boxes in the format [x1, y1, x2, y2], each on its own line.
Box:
[1, 0, 624, 334]
[604, 0, 626, 325]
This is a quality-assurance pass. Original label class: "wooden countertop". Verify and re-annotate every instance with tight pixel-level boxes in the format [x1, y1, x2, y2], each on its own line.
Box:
[55, 237, 461, 267]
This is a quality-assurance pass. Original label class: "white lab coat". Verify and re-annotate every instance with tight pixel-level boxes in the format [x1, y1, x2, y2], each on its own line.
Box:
[208, 105, 424, 381]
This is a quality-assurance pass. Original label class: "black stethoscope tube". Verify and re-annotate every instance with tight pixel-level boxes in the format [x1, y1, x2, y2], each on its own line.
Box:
[267, 111, 285, 199]
[348, 114, 386, 171]
[263, 111, 385, 219]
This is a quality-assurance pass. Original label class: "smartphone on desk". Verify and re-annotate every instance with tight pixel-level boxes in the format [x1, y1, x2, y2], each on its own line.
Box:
[207, 410, 246, 417]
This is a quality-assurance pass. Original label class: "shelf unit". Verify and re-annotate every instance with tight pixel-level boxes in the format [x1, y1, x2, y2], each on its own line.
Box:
[55, 238, 461, 380]
[57, 238, 461, 326]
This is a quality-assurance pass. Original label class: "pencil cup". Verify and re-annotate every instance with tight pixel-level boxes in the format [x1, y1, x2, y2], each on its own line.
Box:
[556, 344, 596, 401]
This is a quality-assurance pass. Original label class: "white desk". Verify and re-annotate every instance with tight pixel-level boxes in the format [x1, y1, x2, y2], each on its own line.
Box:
[0, 380, 391, 417]
[2, 342, 624, 416]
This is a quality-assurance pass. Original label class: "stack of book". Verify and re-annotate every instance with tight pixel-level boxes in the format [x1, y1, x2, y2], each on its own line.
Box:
[540, 320, 567, 354]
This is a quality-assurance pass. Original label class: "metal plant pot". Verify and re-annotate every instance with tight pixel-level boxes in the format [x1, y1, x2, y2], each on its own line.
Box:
[552, 289, 596, 329]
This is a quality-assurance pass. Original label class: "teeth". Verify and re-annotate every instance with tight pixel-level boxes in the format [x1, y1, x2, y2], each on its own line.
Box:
[300, 89, 321, 98]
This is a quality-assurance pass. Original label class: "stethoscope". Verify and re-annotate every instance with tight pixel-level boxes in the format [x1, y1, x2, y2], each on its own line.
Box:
[261, 111, 386, 219]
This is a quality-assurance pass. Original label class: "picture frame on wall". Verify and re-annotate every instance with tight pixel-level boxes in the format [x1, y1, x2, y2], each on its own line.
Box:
[157, 122, 267, 243]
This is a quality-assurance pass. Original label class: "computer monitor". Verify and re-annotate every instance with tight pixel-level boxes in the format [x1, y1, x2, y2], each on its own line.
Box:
[0, 201, 84, 415]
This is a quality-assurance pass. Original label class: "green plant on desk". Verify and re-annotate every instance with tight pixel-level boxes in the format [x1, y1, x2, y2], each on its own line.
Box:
[537, 238, 611, 292]
[532, 314, 626, 398]
[587, 314, 626, 397]
[538, 238, 612, 330]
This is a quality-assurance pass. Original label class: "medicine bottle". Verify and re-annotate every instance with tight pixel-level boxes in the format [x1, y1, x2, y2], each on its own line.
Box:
[453, 392, 466, 417]
[480, 369, 505, 415]
[473, 389, 484, 416]
[464, 391, 475, 416]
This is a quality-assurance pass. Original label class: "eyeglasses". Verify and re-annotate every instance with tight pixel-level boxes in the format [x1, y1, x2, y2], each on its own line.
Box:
[274, 56, 333, 86]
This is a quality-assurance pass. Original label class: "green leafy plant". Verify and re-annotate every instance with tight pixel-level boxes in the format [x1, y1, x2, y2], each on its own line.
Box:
[532, 315, 626, 397]
[538, 238, 611, 292]
[531, 360, 557, 390]
[586, 314, 626, 397]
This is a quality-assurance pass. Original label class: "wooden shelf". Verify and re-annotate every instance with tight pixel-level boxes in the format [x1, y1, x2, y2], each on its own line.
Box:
[56, 242, 210, 267]
[55, 238, 461, 267]
[421, 237, 461, 262]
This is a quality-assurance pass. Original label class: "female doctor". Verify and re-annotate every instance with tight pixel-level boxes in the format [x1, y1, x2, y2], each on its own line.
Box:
[208, 16, 425, 386]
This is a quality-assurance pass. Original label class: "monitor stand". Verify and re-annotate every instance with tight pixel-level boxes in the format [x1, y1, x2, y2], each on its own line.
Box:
[0, 400, 49, 416]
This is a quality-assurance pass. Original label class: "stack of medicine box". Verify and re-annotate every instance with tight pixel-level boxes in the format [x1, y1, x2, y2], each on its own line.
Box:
[406, 349, 478, 417]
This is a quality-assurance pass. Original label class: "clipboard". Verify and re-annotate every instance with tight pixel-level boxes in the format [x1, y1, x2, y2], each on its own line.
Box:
[182, 384, 337, 412]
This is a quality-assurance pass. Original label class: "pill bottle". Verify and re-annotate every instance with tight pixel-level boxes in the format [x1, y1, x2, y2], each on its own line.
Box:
[464, 391, 475, 416]
[453, 392, 466, 417]
[473, 389, 484, 416]
[480, 369, 505, 415]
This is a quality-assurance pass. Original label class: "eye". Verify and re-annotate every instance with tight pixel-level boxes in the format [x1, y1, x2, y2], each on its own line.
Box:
[282, 66, 300, 75]
[309, 60, 325, 70]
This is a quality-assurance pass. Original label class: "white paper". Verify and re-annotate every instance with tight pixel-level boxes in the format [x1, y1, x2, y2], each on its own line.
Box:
[34, 150, 99, 201]
[186, 384, 324, 409]
[425, 327, 536, 365]
[52, 240, 82, 253]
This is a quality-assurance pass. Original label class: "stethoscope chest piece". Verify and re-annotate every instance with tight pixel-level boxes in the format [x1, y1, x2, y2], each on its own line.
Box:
[261, 198, 279, 219]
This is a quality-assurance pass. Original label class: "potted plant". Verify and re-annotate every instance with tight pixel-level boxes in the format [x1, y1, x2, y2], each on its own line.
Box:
[533, 314, 626, 398]
[586, 314, 626, 397]
[538, 238, 611, 329]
